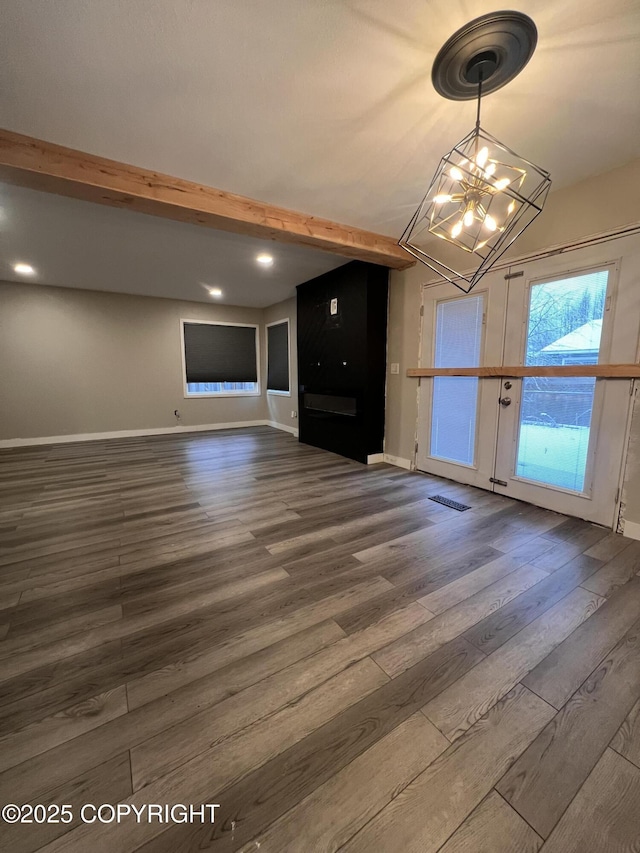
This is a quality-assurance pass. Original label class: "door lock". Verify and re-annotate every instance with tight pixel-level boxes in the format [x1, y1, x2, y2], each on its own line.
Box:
[499, 396, 512, 407]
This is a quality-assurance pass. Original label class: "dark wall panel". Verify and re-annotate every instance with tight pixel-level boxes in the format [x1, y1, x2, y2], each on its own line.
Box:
[297, 261, 389, 464]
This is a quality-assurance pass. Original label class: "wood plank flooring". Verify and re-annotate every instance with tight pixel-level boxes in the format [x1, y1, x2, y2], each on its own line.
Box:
[0, 426, 639, 852]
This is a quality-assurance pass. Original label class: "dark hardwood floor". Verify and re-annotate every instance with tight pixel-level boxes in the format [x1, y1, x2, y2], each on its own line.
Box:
[0, 426, 639, 852]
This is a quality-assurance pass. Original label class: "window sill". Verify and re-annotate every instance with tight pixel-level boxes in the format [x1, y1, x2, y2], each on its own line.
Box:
[184, 391, 262, 399]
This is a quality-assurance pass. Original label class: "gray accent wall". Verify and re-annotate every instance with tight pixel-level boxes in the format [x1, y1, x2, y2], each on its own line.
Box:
[0, 282, 272, 440]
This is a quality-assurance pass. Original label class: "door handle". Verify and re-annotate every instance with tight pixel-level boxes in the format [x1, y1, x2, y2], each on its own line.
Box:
[499, 396, 512, 407]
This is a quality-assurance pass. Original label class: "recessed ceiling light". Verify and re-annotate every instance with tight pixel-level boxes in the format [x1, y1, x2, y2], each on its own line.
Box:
[256, 254, 274, 266]
[13, 262, 35, 275]
[208, 287, 223, 298]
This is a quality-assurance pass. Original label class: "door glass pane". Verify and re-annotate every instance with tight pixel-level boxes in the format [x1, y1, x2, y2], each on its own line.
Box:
[430, 295, 484, 465]
[516, 270, 609, 491]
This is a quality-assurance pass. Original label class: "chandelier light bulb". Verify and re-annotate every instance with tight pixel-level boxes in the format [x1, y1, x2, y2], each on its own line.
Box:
[451, 221, 464, 238]
[485, 162, 497, 176]
[450, 166, 464, 181]
[484, 214, 498, 231]
[494, 178, 511, 191]
[476, 147, 489, 167]
[463, 209, 475, 227]
[434, 194, 452, 204]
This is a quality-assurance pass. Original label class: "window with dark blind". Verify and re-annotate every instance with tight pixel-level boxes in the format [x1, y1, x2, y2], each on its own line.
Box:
[267, 320, 290, 394]
[182, 320, 259, 396]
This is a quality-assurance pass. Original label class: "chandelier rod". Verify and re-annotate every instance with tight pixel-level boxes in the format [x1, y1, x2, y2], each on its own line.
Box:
[475, 70, 483, 130]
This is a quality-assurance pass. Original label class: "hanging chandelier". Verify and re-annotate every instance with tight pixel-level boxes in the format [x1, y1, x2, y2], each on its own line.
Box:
[399, 12, 552, 292]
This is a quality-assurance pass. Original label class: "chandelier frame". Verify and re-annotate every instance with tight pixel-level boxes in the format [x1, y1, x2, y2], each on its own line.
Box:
[399, 11, 551, 292]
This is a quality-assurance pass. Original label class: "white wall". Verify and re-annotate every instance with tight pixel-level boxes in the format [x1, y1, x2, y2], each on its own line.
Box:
[385, 267, 422, 464]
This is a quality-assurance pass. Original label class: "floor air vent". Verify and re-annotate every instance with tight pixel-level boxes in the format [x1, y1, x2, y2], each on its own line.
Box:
[428, 495, 471, 512]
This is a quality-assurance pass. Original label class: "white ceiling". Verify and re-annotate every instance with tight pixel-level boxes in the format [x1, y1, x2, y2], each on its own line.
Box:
[1, 0, 640, 304]
[0, 183, 348, 306]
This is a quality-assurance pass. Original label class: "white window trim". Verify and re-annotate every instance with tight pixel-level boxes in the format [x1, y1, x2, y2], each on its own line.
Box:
[266, 317, 292, 397]
[180, 318, 261, 398]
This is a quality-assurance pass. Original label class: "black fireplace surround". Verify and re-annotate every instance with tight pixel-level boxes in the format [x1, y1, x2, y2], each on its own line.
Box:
[296, 261, 389, 464]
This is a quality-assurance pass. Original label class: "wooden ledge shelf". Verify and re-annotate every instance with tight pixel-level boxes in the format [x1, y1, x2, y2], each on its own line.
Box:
[407, 364, 640, 378]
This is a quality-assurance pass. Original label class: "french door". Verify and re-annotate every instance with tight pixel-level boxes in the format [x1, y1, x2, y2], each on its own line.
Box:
[416, 236, 640, 527]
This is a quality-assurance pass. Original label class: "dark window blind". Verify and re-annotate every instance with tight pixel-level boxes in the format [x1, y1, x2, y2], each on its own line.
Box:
[183, 322, 258, 383]
[267, 322, 290, 392]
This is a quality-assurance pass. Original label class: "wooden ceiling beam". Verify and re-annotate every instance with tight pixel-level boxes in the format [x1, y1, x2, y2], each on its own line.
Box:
[0, 129, 414, 270]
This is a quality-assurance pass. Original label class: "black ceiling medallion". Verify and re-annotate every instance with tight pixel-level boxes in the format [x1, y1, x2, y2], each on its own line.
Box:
[400, 11, 551, 293]
[432, 11, 538, 101]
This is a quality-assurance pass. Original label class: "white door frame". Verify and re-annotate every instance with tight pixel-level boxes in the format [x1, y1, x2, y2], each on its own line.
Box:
[414, 233, 640, 527]
[492, 237, 640, 525]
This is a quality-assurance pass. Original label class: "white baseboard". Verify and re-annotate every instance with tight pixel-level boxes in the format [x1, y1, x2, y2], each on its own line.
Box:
[623, 519, 640, 541]
[0, 420, 298, 449]
[367, 453, 385, 465]
[267, 421, 299, 438]
[383, 453, 412, 470]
